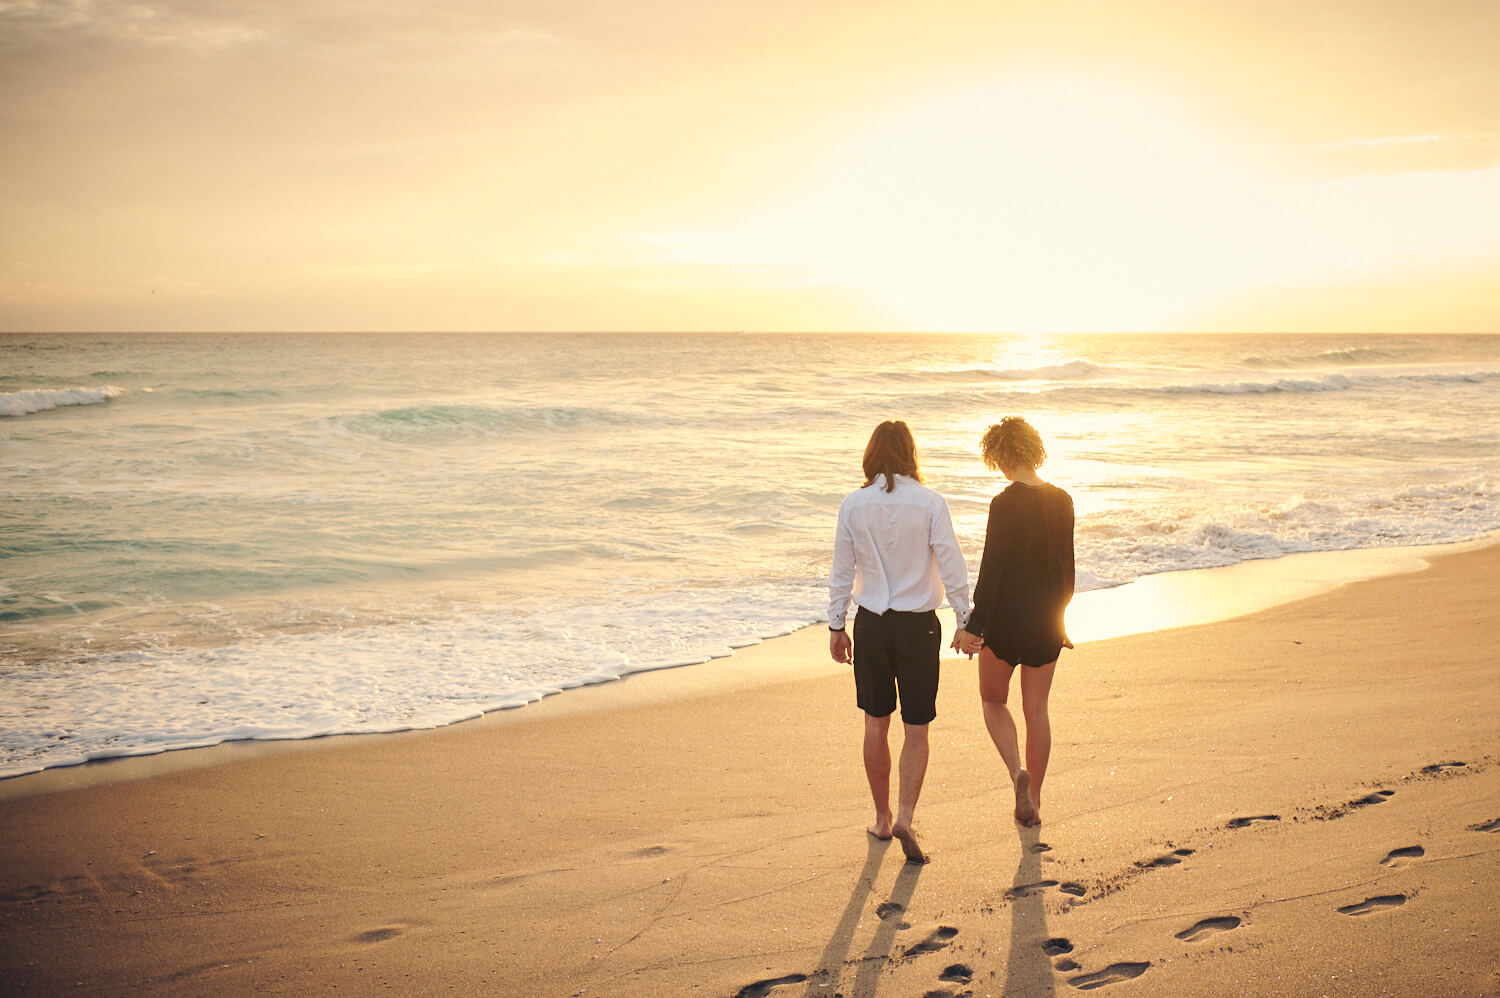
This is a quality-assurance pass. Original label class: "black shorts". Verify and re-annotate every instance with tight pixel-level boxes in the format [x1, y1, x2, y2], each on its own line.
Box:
[852, 607, 941, 725]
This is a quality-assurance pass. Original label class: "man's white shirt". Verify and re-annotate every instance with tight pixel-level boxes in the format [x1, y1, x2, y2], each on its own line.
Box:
[827, 474, 971, 631]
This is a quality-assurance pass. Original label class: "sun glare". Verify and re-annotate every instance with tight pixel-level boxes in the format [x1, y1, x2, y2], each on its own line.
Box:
[637, 75, 1500, 333]
[652, 77, 1270, 331]
[794, 78, 1260, 331]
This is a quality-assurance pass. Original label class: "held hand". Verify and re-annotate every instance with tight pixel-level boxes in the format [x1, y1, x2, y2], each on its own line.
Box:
[830, 629, 852, 665]
[951, 629, 983, 658]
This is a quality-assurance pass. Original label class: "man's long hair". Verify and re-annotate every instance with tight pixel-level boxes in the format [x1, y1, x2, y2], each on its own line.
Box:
[862, 420, 923, 493]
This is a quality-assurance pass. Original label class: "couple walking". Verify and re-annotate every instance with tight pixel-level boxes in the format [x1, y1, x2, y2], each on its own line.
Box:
[827, 418, 1074, 863]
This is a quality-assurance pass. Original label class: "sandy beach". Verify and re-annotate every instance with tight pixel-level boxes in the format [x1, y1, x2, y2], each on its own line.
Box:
[3, 543, 1499, 997]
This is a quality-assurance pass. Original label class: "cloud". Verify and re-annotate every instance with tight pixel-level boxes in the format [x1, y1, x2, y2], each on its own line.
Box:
[1179, 256, 1500, 333]
[1321, 134, 1483, 148]
[0, 0, 266, 49]
[1, 1, 580, 69]
[1306, 132, 1500, 176]
[323, 262, 457, 281]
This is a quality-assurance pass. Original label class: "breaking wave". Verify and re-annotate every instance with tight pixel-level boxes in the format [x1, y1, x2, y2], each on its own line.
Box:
[0, 386, 123, 418]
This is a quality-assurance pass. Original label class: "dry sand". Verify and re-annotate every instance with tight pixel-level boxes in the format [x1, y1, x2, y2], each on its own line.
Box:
[2, 544, 1499, 997]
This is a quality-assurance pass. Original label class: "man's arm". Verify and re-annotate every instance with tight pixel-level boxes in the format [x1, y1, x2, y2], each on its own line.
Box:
[929, 495, 970, 631]
[828, 503, 856, 633]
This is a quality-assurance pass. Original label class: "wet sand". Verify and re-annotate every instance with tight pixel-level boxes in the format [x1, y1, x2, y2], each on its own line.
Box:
[2, 543, 1498, 996]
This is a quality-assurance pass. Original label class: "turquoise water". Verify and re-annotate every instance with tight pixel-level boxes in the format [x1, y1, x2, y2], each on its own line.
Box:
[3, 332, 1498, 775]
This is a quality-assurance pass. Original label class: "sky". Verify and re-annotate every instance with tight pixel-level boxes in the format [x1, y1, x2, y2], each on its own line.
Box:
[2, 0, 1498, 333]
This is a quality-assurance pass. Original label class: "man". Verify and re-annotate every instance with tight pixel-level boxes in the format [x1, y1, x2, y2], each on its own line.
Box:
[828, 420, 971, 863]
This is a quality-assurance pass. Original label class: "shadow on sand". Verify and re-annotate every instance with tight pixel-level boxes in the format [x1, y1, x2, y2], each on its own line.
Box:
[787, 822, 1059, 997]
[1004, 823, 1058, 997]
[802, 835, 923, 998]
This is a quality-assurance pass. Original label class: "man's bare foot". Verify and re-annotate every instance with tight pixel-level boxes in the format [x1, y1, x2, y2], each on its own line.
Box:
[891, 823, 929, 863]
[867, 816, 893, 840]
[1014, 769, 1040, 827]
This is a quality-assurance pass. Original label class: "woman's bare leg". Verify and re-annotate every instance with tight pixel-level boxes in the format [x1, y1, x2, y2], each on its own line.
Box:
[978, 648, 1037, 825]
[978, 647, 1019, 776]
[1018, 660, 1058, 825]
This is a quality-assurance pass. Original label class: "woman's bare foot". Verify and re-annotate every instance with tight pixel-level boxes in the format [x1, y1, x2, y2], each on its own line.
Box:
[867, 814, 894, 840]
[891, 823, 929, 863]
[1014, 769, 1040, 826]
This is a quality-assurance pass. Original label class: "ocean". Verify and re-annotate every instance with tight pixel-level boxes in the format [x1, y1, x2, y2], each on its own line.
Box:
[3, 332, 1498, 778]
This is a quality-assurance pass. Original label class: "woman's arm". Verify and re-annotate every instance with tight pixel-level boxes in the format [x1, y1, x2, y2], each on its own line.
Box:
[965, 493, 1010, 638]
[1062, 491, 1075, 604]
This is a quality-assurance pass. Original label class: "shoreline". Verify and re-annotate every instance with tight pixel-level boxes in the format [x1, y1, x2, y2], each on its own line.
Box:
[2, 539, 1499, 995]
[3, 533, 1493, 802]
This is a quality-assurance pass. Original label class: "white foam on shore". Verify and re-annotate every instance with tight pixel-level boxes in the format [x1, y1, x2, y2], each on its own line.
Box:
[0, 582, 817, 780]
[7, 536, 1496, 783]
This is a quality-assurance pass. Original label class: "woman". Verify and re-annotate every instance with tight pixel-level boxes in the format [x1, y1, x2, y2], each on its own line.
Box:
[953, 417, 1074, 828]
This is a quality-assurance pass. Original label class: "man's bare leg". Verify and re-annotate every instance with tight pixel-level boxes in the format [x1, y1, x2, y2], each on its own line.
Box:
[862, 713, 894, 839]
[891, 722, 930, 862]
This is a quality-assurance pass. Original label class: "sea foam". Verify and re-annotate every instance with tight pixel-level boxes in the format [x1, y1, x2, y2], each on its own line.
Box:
[0, 386, 122, 417]
[0, 581, 820, 779]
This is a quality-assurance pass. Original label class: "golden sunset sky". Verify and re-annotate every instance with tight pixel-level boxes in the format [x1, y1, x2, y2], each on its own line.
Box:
[2, 0, 1497, 333]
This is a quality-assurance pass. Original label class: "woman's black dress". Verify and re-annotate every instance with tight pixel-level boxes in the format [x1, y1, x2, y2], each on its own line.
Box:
[967, 481, 1075, 667]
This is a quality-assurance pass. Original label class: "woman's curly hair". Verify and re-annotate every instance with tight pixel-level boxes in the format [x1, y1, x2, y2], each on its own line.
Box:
[980, 416, 1046, 472]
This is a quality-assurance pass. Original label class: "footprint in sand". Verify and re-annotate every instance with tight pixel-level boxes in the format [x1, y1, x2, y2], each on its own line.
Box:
[905, 926, 959, 957]
[1174, 916, 1242, 942]
[1380, 845, 1425, 867]
[1029, 842, 1053, 854]
[1226, 814, 1280, 829]
[1068, 962, 1150, 990]
[939, 963, 973, 984]
[1352, 790, 1395, 808]
[1059, 882, 1087, 897]
[1143, 848, 1194, 868]
[1421, 761, 1466, 773]
[1005, 880, 1059, 900]
[1337, 894, 1407, 916]
[1470, 818, 1500, 833]
[631, 845, 671, 858]
[875, 901, 905, 920]
[734, 973, 808, 998]
[351, 927, 403, 944]
[1042, 937, 1074, 956]
[1055, 957, 1081, 971]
